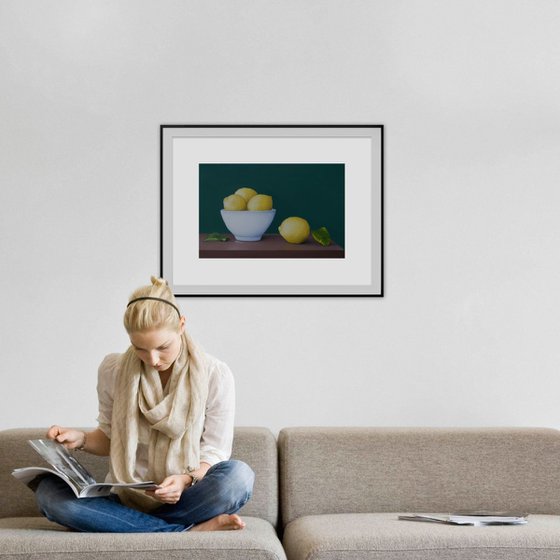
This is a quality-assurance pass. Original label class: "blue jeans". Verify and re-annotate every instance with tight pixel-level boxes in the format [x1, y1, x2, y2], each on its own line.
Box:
[35, 460, 255, 533]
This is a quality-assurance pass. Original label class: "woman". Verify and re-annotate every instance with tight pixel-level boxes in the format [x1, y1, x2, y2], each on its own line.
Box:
[35, 277, 254, 532]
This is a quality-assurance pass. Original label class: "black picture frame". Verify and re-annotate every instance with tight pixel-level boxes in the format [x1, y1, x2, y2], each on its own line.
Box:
[160, 124, 383, 296]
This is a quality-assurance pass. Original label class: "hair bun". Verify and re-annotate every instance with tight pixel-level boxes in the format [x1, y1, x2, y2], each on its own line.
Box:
[150, 276, 168, 287]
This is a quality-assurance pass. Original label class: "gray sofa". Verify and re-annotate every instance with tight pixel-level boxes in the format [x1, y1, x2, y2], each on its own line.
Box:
[279, 427, 560, 560]
[0, 427, 286, 560]
[3, 427, 560, 560]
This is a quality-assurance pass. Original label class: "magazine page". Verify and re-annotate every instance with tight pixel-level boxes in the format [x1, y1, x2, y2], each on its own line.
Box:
[12, 467, 83, 497]
[398, 515, 450, 524]
[13, 439, 160, 499]
[449, 513, 528, 525]
[398, 513, 528, 526]
[77, 481, 160, 498]
[12, 468, 160, 498]
[28, 439, 96, 491]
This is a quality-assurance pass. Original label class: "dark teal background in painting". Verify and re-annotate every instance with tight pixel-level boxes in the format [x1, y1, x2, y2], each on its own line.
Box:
[199, 163, 345, 248]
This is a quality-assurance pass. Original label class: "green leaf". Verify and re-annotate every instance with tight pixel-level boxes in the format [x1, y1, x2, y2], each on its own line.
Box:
[204, 232, 229, 242]
[312, 227, 331, 247]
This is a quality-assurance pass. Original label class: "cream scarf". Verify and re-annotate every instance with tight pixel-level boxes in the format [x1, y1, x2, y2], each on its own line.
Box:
[109, 332, 209, 511]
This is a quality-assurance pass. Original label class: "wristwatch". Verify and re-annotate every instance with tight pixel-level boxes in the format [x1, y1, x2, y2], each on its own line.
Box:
[184, 467, 199, 486]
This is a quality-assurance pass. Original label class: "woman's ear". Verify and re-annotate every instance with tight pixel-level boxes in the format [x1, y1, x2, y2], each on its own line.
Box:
[179, 315, 186, 333]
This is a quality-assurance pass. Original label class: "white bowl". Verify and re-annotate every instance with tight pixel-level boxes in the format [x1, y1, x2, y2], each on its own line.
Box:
[220, 209, 276, 241]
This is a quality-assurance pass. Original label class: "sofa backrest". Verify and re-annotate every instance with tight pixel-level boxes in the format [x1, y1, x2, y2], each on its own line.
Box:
[0, 426, 278, 527]
[279, 427, 560, 527]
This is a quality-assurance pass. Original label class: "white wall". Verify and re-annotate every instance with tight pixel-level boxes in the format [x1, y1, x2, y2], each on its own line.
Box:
[1, 1, 559, 433]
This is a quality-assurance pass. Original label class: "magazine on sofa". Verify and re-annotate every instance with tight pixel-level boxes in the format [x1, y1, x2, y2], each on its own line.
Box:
[398, 512, 529, 526]
[12, 439, 159, 498]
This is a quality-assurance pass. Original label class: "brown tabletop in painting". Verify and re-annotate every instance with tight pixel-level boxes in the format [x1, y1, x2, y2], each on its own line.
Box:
[199, 234, 344, 259]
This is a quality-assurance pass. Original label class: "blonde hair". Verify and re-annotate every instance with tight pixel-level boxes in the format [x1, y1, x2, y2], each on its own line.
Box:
[123, 276, 181, 333]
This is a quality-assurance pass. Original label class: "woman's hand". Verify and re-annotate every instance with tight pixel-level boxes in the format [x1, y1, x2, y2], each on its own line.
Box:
[146, 474, 191, 504]
[47, 425, 85, 450]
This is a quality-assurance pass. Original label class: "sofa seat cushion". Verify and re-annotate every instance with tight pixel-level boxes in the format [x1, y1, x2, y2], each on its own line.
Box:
[283, 513, 560, 560]
[0, 516, 286, 560]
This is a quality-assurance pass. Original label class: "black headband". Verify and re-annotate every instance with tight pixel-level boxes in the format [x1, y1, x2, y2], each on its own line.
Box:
[126, 297, 181, 318]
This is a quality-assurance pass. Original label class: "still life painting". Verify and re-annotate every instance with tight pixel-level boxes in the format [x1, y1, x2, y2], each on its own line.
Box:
[199, 162, 345, 259]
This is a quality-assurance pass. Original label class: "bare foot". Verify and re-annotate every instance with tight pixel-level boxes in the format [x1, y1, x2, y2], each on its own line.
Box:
[191, 514, 246, 532]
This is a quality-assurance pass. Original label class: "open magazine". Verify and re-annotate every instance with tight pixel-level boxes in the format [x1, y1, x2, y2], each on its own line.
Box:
[398, 512, 528, 526]
[12, 439, 159, 498]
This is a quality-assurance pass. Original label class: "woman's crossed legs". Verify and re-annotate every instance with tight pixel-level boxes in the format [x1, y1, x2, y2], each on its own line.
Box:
[35, 460, 254, 533]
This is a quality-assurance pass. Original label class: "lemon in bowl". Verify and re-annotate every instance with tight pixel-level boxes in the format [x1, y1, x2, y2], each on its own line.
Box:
[223, 194, 247, 211]
[247, 194, 273, 211]
[235, 187, 258, 203]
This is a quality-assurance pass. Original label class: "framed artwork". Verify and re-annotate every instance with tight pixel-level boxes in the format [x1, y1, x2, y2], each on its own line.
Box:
[160, 124, 383, 296]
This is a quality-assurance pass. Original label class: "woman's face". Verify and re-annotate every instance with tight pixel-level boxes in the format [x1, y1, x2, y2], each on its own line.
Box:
[129, 320, 184, 372]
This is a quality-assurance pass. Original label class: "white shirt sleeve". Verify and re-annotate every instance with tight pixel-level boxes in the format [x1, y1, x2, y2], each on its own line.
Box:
[96, 353, 119, 439]
[200, 356, 236, 466]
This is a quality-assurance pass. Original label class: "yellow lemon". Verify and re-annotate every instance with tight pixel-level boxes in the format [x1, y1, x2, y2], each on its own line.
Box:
[278, 217, 310, 244]
[247, 194, 273, 211]
[235, 187, 258, 203]
[223, 194, 247, 211]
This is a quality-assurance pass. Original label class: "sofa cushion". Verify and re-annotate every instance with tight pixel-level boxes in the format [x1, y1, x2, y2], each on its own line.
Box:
[279, 427, 560, 526]
[0, 426, 278, 527]
[283, 513, 560, 560]
[0, 516, 286, 560]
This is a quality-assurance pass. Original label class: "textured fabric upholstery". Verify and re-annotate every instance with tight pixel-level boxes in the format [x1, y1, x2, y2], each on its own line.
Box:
[0, 516, 285, 560]
[0, 426, 285, 560]
[279, 427, 560, 527]
[283, 513, 560, 560]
